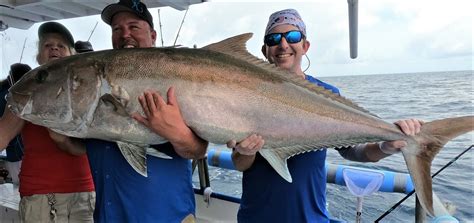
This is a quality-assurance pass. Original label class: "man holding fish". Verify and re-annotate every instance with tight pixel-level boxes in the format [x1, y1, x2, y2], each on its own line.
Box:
[229, 9, 425, 223]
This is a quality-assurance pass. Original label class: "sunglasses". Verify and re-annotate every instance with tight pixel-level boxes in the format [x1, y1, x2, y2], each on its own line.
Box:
[264, 30, 305, 47]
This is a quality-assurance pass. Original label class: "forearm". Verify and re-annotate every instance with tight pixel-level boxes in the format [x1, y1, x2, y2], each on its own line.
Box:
[231, 150, 256, 171]
[170, 128, 208, 159]
[338, 143, 390, 162]
[0, 108, 24, 149]
[50, 134, 86, 156]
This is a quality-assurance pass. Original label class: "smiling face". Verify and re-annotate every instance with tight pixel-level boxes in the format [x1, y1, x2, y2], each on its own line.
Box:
[36, 33, 73, 65]
[262, 24, 310, 78]
[111, 11, 157, 49]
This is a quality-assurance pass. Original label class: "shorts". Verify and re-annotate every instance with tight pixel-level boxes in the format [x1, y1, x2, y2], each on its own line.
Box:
[19, 191, 95, 223]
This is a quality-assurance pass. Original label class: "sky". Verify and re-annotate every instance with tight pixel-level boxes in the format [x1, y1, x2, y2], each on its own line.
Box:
[0, 0, 472, 80]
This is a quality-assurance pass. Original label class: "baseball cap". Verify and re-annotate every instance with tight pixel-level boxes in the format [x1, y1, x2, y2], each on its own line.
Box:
[38, 22, 75, 47]
[74, 41, 94, 53]
[101, 0, 154, 28]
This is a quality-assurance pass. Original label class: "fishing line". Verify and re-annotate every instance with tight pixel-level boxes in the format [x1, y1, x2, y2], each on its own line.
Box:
[303, 54, 311, 73]
[375, 145, 473, 222]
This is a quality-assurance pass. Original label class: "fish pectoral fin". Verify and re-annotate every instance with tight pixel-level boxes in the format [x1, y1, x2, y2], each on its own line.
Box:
[259, 149, 292, 183]
[146, 147, 173, 159]
[117, 141, 148, 177]
[100, 94, 128, 116]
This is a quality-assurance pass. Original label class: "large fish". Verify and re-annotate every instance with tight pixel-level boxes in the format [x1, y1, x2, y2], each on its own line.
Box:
[6, 33, 473, 217]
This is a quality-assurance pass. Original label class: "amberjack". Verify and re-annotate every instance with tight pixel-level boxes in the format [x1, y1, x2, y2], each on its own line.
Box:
[6, 33, 473, 217]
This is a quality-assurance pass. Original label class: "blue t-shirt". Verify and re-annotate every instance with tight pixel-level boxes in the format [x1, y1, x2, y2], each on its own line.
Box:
[237, 75, 340, 223]
[0, 82, 23, 162]
[86, 139, 195, 223]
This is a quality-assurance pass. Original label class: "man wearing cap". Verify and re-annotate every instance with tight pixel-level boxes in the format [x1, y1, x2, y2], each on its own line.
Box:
[0, 21, 95, 222]
[230, 9, 424, 223]
[84, 1, 207, 222]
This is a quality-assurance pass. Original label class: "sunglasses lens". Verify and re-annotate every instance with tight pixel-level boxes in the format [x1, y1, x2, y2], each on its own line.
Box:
[264, 33, 282, 46]
[285, 31, 303, 43]
[265, 31, 303, 46]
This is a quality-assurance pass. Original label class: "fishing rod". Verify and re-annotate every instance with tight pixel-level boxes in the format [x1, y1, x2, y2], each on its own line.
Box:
[157, 9, 164, 47]
[87, 21, 98, 42]
[19, 37, 27, 63]
[173, 8, 189, 46]
[375, 145, 473, 222]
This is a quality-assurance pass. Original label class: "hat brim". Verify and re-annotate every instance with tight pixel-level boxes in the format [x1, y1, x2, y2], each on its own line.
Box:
[101, 3, 153, 28]
[102, 4, 144, 25]
[38, 22, 74, 47]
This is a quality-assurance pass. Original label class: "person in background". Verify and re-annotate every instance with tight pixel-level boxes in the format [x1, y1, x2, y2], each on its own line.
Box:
[75, 40, 94, 53]
[0, 63, 30, 184]
[230, 9, 425, 223]
[84, 1, 207, 222]
[0, 22, 95, 223]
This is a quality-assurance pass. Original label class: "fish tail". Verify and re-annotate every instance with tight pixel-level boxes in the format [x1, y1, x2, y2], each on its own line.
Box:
[402, 116, 474, 217]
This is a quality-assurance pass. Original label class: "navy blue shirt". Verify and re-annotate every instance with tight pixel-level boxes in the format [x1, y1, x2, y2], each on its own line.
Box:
[0, 82, 23, 162]
[86, 139, 195, 223]
[237, 75, 340, 223]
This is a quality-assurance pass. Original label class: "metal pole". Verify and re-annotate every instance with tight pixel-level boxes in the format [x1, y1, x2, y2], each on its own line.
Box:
[197, 158, 210, 191]
[347, 0, 358, 59]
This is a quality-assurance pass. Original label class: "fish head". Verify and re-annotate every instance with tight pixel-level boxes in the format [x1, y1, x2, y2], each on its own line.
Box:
[6, 56, 103, 135]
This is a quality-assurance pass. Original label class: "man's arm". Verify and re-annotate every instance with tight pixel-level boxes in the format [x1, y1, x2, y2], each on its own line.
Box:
[0, 107, 25, 151]
[132, 87, 207, 159]
[47, 129, 86, 156]
[339, 119, 423, 162]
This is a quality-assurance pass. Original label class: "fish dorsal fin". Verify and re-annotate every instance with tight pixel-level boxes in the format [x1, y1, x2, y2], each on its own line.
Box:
[203, 33, 376, 116]
[202, 33, 255, 59]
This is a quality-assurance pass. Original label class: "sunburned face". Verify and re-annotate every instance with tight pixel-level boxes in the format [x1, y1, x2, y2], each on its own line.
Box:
[111, 11, 157, 49]
[263, 24, 310, 77]
[37, 33, 72, 65]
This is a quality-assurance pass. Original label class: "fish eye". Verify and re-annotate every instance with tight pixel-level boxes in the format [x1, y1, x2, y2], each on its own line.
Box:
[36, 69, 49, 83]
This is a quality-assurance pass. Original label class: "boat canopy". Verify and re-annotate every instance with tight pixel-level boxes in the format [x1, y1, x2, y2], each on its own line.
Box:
[0, 0, 206, 30]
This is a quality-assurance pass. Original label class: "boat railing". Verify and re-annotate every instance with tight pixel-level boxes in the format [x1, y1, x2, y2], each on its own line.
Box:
[205, 148, 414, 194]
[200, 146, 473, 222]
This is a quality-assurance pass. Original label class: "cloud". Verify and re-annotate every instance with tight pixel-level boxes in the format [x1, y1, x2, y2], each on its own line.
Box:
[1, 1, 472, 80]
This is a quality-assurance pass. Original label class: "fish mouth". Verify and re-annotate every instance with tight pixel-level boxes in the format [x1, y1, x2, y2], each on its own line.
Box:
[6, 92, 31, 116]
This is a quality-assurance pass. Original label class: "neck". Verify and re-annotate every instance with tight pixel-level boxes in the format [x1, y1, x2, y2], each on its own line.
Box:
[292, 69, 306, 79]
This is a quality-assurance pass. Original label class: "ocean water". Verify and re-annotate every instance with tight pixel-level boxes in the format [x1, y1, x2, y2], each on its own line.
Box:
[193, 70, 474, 222]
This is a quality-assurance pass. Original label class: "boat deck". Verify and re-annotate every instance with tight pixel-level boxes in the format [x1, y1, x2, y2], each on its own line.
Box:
[0, 183, 20, 222]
